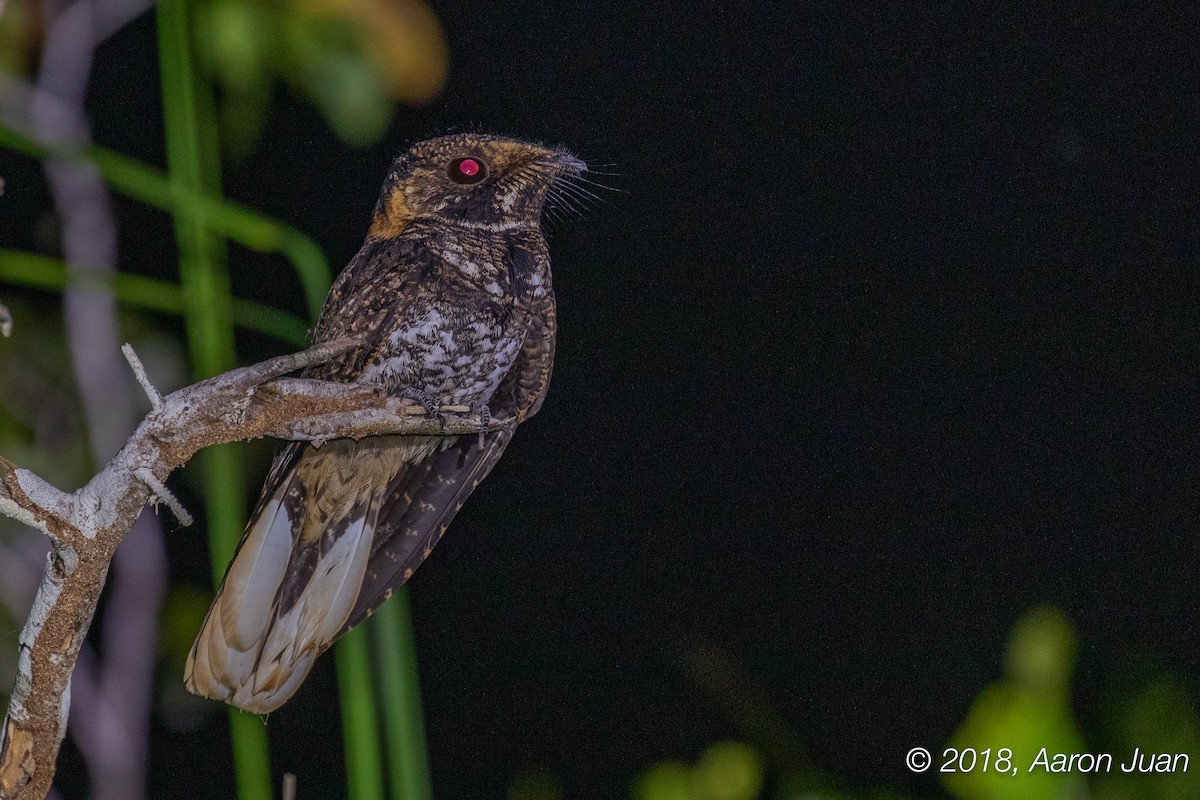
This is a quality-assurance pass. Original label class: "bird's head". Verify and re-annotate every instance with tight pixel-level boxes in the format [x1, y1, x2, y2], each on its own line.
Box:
[369, 133, 586, 238]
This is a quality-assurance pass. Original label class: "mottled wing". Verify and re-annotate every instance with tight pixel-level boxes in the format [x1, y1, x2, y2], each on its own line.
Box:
[311, 236, 435, 381]
[491, 286, 557, 423]
[339, 431, 511, 634]
[338, 284, 557, 633]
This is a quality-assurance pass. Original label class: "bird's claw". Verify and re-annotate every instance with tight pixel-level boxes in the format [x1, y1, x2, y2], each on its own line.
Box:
[474, 403, 492, 445]
[402, 386, 445, 426]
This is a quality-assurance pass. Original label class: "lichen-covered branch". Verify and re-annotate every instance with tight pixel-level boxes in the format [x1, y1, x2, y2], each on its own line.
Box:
[0, 338, 504, 799]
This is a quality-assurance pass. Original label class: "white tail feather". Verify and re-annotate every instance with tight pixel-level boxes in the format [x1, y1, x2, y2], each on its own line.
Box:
[185, 470, 383, 713]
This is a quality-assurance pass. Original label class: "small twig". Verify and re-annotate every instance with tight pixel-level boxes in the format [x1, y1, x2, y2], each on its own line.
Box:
[0, 498, 43, 536]
[121, 344, 162, 410]
[132, 468, 191, 527]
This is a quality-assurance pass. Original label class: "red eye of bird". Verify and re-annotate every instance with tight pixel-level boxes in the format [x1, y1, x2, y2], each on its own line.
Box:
[449, 157, 487, 184]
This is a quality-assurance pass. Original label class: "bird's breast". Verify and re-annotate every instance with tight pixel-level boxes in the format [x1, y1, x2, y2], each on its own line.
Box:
[360, 302, 525, 406]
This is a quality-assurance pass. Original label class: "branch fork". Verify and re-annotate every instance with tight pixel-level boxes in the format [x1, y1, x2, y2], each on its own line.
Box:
[0, 339, 505, 799]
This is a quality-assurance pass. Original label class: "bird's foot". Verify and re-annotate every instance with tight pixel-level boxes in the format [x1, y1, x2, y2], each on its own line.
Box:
[472, 402, 492, 445]
[402, 386, 445, 426]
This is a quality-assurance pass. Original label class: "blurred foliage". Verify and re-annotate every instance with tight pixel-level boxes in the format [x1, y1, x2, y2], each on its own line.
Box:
[0, 0, 41, 75]
[1, 0, 446, 796]
[192, 0, 447, 155]
[632, 743, 763, 800]
[0, 0, 447, 151]
[156, 584, 221, 732]
[0, 293, 180, 721]
[634, 761, 694, 800]
[503, 607, 1200, 800]
[0, 125, 334, 321]
[0, 291, 184, 490]
[1093, 674, 1200, 800]
[944, 606, 1086, 800]
[1, 0, 445, 791]
[693, 742, 765, 800]
[159, 584, 216, 671]
[508, 769, 565, 800]
[0, 296, 88, 487]
[0, 248, 311, 345]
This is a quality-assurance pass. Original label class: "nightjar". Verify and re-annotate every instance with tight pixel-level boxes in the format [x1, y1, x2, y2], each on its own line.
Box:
[185, 133, 584, 713]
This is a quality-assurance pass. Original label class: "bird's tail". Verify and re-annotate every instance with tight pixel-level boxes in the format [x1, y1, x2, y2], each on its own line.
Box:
[185, 431, 509, 713]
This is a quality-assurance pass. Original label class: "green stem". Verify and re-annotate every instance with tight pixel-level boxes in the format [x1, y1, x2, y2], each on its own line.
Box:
[157, 0, 271, 797]
[0, 249, 310, 346]
[227, 710, 274, 800]
[372, 590, 433, 800]
[336, 628, 387, 800]
[0, 125, 331, 320]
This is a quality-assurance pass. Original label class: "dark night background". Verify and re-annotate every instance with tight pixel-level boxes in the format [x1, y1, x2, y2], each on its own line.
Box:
[3, 3, 1200, 798]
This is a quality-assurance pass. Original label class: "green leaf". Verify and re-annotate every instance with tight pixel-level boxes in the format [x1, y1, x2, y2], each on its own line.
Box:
[304, 50, 393, 147]
[692, 742, 764, 800]
[943, 607, 1085, 800]
[634, 762, 696, 800]
[282, 12, 393, 147]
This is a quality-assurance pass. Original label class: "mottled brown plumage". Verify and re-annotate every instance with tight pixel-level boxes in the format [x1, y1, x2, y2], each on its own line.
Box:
[185, 134, 583, 712]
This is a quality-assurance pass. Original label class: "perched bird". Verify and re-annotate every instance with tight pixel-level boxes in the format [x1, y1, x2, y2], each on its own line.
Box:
[185, 133, 584, 713]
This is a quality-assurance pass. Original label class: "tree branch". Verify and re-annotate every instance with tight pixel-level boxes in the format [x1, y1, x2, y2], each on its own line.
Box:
[0, 338, 505, 799]
[30, 0, 166, 793]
